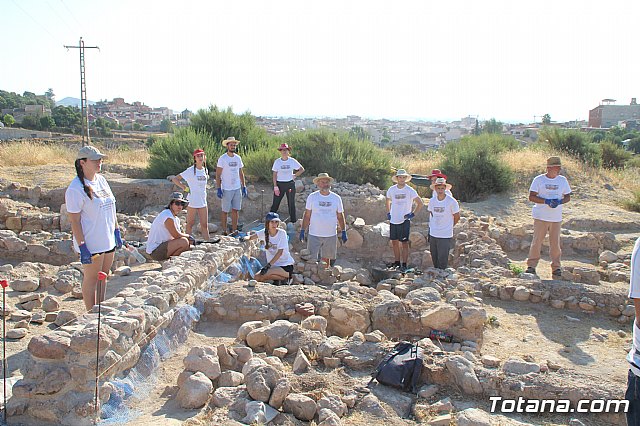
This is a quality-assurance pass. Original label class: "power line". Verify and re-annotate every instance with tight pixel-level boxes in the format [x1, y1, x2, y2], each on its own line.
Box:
[10, 0, 59, 42]
[59, 0, 85, 33]
[46, 0, 74, 35]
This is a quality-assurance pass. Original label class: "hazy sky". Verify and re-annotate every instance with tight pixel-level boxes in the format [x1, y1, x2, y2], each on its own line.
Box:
[3, 0, 639, 123]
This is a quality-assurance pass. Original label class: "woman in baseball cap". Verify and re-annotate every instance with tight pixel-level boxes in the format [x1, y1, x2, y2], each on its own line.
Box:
[65, 145, 122, 311]
[270, 143, 305, 223]
[171, 148, 210, 240]
[241, 212, 295, 285]
[146, 192, 192, 261]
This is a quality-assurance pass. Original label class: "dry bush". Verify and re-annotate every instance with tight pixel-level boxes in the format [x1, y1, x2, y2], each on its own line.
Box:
[105, 147, 149, 167]
[0, 141, 75, 165]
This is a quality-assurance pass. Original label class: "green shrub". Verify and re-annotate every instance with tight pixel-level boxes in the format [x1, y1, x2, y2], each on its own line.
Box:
[600, 141, 632, 169]
[243, 146, 279, 182]
[438, 135, 515, 202]
[278, 129, 391, 188]
[628, 138, 640, 154]
[627, 156, 640, 169]
[147, 128, 217, 178]
[539, 127, 600, 166]
[623, 189, 640, 213]
[508, 263, 524, 276]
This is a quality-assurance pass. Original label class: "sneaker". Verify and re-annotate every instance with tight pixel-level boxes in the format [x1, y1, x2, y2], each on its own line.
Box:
[552, 269, 562, 278]
[525, 267, 536, 275]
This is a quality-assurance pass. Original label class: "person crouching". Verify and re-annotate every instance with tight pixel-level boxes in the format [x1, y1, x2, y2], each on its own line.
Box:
[146, 192, 193, 261]
[243, 212, 295, 284]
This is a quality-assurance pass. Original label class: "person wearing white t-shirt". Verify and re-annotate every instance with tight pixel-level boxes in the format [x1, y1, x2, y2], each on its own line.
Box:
[427, 177, 460, 270]
[525, 156, 572, 278]
[171, 148, 210, 240]
[426, 169, 453, 198]
[386, 169, 424, 272]
[215, 137, 247, 235]
[300, 173, 347, 268]
[65, 146, 122, 311]
[270, 143, 305, 222]
[242, 212, 295, 284]
[626, 237, 640, 425]
[146, 192, 192, 261]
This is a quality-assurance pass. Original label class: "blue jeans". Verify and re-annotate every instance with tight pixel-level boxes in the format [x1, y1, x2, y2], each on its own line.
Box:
[626, 370, 640, 426]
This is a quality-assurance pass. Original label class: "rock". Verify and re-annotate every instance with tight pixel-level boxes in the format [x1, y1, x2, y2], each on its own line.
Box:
[460, 306, 487, 330]
[238, 320, 265, 341]
[365, 330, 386, 343]
[317, 393, 348, 417]
[28, 331, 72, 359]
[13, 320, 29, 329]
[420, 305, 459, 330]
[406, 287, 441, 303]
[481, 355, 501, 367]
[445, 355, 482, 394]
[512, 286, 530, 301]
[54, 310, 78, 327]
[318, 408, 341, 426]
[324, 357, 341, 368]
[233, 346, 253, 363]
[457, 408, 493, 426]
[41, 295, 61, 312]
[301, 315, 327, 334]
[176, 372, 213, 409]
[292, 349, 311, 374]
[114, 266, 131, 276]
[245, 365, 281, 402]
[599, 250, 618, 263]
[268, 377, 291, 409]
[343, 229, 364, 249]
[218, 371, 244, 387]
[183, 346, 221, 380]
[6, 328, 27, 339]
[503, 358, 541, 375]
[358, 394, 389, 418]
[212, 386, 247, 408]
[429, 414, 453, 426]
[70, 324, 119, 354]
[283, 393, 317, 421]
[272, 347, 288, 359]
[409, 231, 427, 249]
[418, 384, 439, 399]
[10, 278, 39, 292]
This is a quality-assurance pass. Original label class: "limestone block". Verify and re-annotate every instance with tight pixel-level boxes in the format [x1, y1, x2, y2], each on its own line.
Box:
[503, 358, 541, 375]
[10, 278, 39, 292]
[283, 393, 317, 421]
[183, 346, 221, 380]
[420, 305, 459, 330]
[27, 331, 72, 360]
[268, 377, 291, 409]
[445, 355, 482, 394]
[176, 372, 213, 409]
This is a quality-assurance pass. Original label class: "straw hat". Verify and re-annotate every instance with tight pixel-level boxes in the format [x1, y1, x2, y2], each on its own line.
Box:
[222, 136, 240, 147]
[430, 177, 452, 191]
[312, 173, 334, 184]
[391, 169, 412, 183]
[546, 156, 562, 167]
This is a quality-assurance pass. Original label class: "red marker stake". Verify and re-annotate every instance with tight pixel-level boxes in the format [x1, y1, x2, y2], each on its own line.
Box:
[94, 271, 107, 419]
[0, 279, 8, 423]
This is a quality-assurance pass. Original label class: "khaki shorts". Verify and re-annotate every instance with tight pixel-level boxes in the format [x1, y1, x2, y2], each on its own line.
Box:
[307, 234, 337, 260]
[150, 241, 170, 261]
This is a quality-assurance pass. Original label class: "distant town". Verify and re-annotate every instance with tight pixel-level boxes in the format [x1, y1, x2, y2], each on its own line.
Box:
[2, 93, 640, 148]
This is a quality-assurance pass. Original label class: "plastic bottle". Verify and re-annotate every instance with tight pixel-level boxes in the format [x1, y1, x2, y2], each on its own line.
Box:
[126, 244, 146, 264]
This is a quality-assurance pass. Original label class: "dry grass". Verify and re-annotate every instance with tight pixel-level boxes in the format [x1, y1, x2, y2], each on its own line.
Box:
[105, 147, 149, 167]
[0, 141, 75, 166]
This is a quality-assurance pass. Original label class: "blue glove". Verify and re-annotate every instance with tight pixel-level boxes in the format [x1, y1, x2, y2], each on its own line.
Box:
[555, 198, 563, 205]
[114, 228, 123, 249]
[79, 243, 92, 264]
[217, 188, 223, 199]
[404, 212, 415, 220]
[549, 199, 559, 208]
[242, 186, 248, 198]
[299, 230, 305, 242]
[544, 198, 553, 206]
[387, 212, 391, 220]
[341, 230, 348, 243]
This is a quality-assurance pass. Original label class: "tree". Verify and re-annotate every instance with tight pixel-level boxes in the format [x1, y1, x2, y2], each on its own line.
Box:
[132, 122, 143, 131]
[628, 138, 640, 154]
[21, 116, 38, 129]
[45, 88, 55, 102]
[160, 118, 174, 133]
[483, 118, 503, 134]
[349, 125, 369, 141]
[473, 119, 480, 136]
[52, 105, 81, 131]
[39, 116, 55, 130]
[2, 114, 15, 127]
[542, 114, 551, 124]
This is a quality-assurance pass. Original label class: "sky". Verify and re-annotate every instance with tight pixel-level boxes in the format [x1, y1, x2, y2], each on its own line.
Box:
[2, 0, 639, 123]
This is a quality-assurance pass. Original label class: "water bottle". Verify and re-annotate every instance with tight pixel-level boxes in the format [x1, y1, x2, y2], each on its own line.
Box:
[126, 244, 146, 264]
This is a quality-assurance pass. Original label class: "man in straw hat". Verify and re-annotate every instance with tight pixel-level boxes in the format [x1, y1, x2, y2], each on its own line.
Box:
[300, 173, 347, 268]
[525, 156, 572, 278]
[386, 169, 424, 271]
[428, 177, 460, 269]
[216, 137, 248, 235]
[426, 168, 453, 198]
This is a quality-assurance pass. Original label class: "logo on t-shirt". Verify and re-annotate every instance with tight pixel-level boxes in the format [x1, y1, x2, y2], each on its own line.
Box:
[94, 189, 112, 199]
[319, 201, 333, 207]
[434, 207, 445, 213]
[281, 164, 291, 170]
[228, 161, 238, 167]
[395, 194, 407, 200]
[545, 184, 559, 190]
[197, 176, 207, 181]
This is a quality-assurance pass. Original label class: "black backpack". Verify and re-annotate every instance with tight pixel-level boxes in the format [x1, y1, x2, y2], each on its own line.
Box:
[369, 341, 424, 392]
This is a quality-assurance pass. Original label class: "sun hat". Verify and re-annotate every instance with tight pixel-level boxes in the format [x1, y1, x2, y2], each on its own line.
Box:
[277, 143, 290, 151]
[426, 168, 447, 180]
[169, 192, 188, 205]
[430, 177, 453, 191]
[546, 156, 562, 167]
[265, 212, 281, 222]
[391, 169, 412, 183]
[222, 136, 240, 147]
[193, 148, 205, 156]
[312, 172, 335, 184]
[77, 145, 106, 160]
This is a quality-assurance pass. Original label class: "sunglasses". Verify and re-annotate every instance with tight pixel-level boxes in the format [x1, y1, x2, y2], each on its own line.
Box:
[172, 201, 187, 207]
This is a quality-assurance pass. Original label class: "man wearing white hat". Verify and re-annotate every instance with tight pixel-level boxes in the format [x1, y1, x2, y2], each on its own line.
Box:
[300, 173, 347, 268]
[215, 136, 247, 235]
[386, 169, 424, 271]
[428, 177, 460, 269]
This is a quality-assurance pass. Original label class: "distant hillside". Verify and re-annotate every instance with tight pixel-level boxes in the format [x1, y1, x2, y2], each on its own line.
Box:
[56, 97, 96, 108]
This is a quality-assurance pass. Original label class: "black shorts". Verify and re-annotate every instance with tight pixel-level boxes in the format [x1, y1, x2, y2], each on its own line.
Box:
[93, 246, 116, 256]
[390, 220, 411, 241]
[280, 265, 294, 274]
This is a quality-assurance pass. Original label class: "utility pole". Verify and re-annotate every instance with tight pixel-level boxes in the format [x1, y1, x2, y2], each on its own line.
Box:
[65, 37, 99, 146]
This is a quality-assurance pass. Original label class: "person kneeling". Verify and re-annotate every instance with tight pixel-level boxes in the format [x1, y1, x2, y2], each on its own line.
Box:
[146, 192, 193, 261]
[243, 212, 294, 284]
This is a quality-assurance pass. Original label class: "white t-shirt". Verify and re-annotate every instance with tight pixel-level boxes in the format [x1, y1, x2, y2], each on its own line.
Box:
[272, 157, 302, 182]
[146, 209, 181, 253]
[257, 228, 294, 267]
[65, 174, 117, 254]
[428, 195, 460, 238]
[305, 191, 344, 237]
[180, 166, 208, 208]
[529, 174, 572, 223]
[386, 184, 419, 225]
[627, 237, 640, 375]
[216, 153, 244, 191]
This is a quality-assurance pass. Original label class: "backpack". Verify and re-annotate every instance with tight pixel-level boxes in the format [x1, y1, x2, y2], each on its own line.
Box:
[369, 341, 424, 392]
